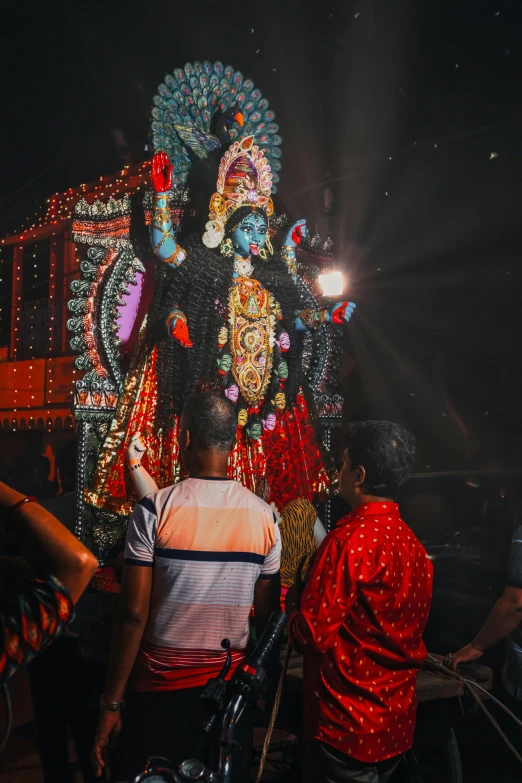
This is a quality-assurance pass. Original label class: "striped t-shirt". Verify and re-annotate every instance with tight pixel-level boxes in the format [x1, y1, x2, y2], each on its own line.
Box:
[124, 476, 281, 691]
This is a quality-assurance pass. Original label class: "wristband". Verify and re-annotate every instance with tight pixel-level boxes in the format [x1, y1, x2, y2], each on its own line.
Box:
[9, 496, 39, 517]
[100, 695, 123, 711]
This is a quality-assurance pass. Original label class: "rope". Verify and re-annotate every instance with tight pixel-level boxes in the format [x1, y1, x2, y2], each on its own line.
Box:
[255, 643, 293, 783]
[256, 556, 308, 781]
[427, 656, 522, 766]
[254, 648, 522, 780]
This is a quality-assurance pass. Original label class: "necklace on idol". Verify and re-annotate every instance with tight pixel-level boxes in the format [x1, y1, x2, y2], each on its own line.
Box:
[233, 255, 254, 278]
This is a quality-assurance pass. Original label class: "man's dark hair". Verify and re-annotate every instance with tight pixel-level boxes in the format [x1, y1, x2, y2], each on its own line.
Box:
[56, 440, 77, 493]
[345, 421, 416, 500]
[182, 392, 237, 453]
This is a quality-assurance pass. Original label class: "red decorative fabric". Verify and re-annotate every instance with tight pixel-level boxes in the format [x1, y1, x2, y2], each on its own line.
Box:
[96, 346, 330, 512]
[100, 347, 180, 507]
[288, 502, 433, 763]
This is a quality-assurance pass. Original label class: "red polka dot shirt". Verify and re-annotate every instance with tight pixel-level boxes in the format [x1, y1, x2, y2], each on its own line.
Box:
[288, 501, 433, 762]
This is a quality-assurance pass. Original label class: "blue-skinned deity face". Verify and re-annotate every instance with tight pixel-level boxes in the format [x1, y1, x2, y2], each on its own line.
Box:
[232, 212, 267, 258]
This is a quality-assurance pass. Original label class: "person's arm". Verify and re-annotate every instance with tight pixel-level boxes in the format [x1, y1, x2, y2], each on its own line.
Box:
[475, 587, 522, 649]
[288, 534, 358, 655]
[446, 525, 522, 671]
[0, 480, 97, 603]
[92, 497, 156, 777]
[447, 586, 522, 670]
[254, 576, 281, 637]
[126, 432, 159, 500]
[103, 565, 153, 702]
[253, 519, 282, 637]
[92, 564, 152, 776]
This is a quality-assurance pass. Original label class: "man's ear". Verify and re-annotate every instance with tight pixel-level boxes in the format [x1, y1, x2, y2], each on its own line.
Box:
[184, 428, 191, 451]
[354, 465, 366, 488]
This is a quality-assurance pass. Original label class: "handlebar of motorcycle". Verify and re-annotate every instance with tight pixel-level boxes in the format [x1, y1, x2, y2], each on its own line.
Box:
[245, 610, 287, 672]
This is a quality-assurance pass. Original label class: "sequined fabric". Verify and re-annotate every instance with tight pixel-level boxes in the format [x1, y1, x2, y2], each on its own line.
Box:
[86, 337, 180, 517]
[87, 351, 330, 516]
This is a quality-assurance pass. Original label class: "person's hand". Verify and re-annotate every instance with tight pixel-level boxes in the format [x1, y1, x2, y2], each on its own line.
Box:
[285, 583, 300, 615]
[444, 642, 484, 672]
[330, 301, 356, 324]
[126, 432, 147, 468]
[283, 219, 307, 248]
[151, 151, 173, 193]
[92, 708, 122, 778]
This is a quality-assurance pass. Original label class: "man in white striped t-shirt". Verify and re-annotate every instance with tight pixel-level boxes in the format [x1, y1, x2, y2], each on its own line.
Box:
[92, 392, 281, 781]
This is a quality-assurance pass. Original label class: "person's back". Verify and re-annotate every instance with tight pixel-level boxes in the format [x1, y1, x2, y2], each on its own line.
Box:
[288, 420, 433, 783]
[127, 477, 279, 690]
[93, 391, 281, 782]
[315, 502, 431, 746]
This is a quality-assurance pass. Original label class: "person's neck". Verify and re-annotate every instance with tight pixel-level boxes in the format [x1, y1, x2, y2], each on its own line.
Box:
[349, 493, 394, 510]
[187, 451, 229, 479]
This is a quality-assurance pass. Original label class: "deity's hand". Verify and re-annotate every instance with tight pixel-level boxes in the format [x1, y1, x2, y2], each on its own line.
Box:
[126, 431, 147, 468]
[151, 151, 173, 193]
[166, 311, 193, 348]
[330, 301, 356, 324]
[283, 219, 307, 248]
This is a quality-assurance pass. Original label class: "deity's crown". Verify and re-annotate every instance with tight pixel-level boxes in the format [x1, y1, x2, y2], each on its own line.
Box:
[202, 136, 274, 249]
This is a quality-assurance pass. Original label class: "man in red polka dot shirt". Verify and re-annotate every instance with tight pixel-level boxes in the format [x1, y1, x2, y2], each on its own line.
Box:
[288, 421, 433, 782]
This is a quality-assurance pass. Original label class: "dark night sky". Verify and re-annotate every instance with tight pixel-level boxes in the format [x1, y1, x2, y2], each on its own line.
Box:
[1, 0, 521, 468]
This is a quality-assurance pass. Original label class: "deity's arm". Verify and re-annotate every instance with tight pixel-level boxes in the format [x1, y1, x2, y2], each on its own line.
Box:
[150, 151, 186, 268]
[282, 220, 356, 330]
[295, 302, 356, 331]
[150, 192, 186, 267]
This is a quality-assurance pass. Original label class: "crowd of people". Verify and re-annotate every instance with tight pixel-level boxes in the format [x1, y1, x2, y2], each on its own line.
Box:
[0, 391, 520, 782]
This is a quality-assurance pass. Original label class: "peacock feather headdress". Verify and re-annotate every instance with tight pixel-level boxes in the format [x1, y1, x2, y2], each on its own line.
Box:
[150, 60, 283, 193]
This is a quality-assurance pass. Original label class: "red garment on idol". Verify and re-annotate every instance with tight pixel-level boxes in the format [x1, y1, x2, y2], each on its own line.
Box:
[98, 346, 330, 512]
[289, 502, 433, 763]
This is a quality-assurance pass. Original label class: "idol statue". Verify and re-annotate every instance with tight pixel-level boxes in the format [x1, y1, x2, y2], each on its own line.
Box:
[68, 61, 355, 560]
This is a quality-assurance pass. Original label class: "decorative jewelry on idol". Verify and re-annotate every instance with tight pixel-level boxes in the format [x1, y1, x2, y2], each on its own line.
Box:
[202, 136, 275, 249]
[165, 310, 187, 331]
[298, 308, 327, 329]
[281, 245, 297, 277]
[233, 257, 254, 278]
[220, 237, 234, 257]
[164, 245, 186, 266]
[153, 193, 172, 223]
[217, 326, 228, 348]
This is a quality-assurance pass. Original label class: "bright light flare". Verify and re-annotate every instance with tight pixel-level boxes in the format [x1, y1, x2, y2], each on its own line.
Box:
[318, 270, 344, 297]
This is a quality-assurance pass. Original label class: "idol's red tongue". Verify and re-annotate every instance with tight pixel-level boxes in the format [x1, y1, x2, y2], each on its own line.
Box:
[250, 244, 259, 256]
